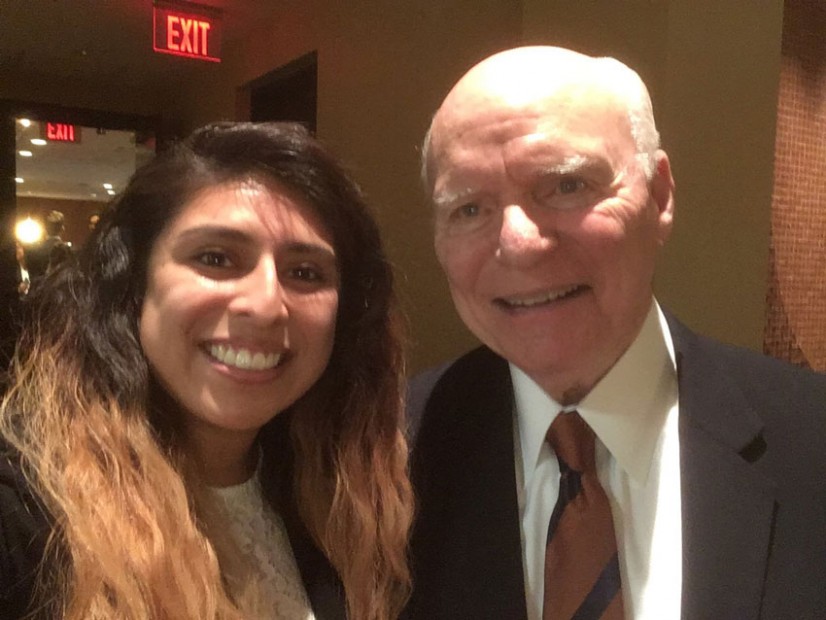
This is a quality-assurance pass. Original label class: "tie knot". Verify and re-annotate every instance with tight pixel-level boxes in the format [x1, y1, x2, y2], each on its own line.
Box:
[546, 411, 596, 473]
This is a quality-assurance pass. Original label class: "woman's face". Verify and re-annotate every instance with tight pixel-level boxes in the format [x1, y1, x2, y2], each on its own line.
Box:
[139, 178, 339, 454]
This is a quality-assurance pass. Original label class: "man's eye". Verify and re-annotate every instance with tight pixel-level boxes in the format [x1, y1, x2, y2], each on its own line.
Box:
[533, 175, 593, 211]
[196, 251, 232, 268]
[436, 198, 493, 236]
[455, 203, 480, 218]
[558, 177, 586, 194]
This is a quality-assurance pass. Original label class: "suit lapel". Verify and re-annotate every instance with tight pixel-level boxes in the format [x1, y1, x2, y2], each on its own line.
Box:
[259, 416, 347, 620]
[410, 347, 528, 619]
[285, 518, 346, 620]
[670, 318, 777, 619]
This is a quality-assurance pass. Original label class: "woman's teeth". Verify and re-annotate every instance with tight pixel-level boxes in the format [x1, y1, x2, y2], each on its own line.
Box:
[208, 344, 281, 370]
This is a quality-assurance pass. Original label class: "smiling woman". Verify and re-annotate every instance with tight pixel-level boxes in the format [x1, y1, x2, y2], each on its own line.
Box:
[0, 123, 412, 620]
[139, 178, 341, 486]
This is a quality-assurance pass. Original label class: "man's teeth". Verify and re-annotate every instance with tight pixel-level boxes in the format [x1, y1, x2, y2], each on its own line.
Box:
[209, 344, 281, 370]
[504, 285, 582, 307]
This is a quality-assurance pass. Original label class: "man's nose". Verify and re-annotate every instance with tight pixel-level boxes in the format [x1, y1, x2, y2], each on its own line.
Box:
[230, 258, 288, 323]
[496, 203, 554, 266]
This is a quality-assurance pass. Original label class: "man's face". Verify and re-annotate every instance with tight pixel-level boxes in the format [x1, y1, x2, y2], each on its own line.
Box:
[429, 86, 673, 401]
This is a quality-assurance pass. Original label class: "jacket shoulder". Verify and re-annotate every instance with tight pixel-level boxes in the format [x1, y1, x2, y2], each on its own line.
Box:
[406, 346, 509, 444]
[0, 448, 53, 619]
[668, 314, 826, 408]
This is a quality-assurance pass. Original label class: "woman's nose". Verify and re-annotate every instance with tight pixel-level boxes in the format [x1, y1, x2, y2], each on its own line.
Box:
[230, 257, 288, 323]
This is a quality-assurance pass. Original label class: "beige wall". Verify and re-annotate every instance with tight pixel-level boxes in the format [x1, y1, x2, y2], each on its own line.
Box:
[523, 0, 784, 351]
[658, 0, 783, 350]
[2, 1, 786, 371]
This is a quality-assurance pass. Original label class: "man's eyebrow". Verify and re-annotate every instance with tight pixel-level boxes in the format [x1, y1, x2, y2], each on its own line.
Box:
[432, 186, 476, 210]
[538, 154, 600, 176]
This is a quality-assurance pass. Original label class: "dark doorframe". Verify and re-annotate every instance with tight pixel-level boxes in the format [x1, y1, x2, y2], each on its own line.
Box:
[0, 100, 160, 367]
[0, 100, 161, 240]
[244, 51, 318, 133]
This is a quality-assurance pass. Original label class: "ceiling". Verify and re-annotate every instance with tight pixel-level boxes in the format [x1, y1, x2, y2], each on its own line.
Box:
[1, 0, 277, 202]
[14, 119, 155, 202]
[0, 0, 275, 87]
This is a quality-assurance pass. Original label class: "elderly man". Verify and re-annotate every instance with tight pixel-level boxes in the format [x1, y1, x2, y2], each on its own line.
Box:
[407, 46, 826, 620]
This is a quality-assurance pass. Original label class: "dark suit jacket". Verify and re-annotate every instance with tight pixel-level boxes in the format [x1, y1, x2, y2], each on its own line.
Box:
[23, 236, 64, 282]
[406, 315, 826, 619]
[0, 417, 347, 619]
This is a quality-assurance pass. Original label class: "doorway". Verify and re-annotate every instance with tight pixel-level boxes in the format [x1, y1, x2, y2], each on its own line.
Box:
[246, 51, 318, 133]
[0, 101, 158, 366]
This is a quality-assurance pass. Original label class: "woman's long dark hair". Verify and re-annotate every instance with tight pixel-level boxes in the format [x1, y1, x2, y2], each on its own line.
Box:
[2, 122, 412, 619]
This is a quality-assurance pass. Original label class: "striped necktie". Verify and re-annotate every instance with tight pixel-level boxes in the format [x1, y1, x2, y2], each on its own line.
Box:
[543, 411, 624, 620]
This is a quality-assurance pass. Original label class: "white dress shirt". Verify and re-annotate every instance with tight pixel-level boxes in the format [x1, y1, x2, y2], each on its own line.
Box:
[512, 300, 681, 620]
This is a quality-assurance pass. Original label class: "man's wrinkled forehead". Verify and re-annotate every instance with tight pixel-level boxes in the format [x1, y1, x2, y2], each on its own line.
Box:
[429, 82, 626, 183]
[429, 50, 622, 147]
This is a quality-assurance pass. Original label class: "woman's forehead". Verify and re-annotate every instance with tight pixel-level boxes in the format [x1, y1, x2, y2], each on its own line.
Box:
[142, 177, 336, 258]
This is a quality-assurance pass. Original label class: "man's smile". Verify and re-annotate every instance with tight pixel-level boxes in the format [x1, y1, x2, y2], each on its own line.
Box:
[494, 284, 589, 309]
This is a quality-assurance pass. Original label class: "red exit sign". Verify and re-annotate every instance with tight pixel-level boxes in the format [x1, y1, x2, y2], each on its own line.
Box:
[42, 122, 81, 143]
[153, 1, 221, 62]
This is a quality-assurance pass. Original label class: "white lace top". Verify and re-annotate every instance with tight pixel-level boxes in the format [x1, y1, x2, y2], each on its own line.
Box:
[211, 473, 316, 620]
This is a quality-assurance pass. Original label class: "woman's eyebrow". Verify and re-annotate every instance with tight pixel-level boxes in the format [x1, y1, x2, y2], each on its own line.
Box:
[175, 225, 253, 244]
[283, 241, 337, 260]
[176, 226, 336, 259]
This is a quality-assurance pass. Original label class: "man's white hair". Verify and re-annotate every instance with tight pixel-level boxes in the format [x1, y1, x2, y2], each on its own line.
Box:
[420, 48, 661, 189]
[593, 55, 660, 180]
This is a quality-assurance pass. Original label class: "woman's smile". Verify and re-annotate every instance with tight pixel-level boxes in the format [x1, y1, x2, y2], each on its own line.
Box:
[205, 342, 283, 371]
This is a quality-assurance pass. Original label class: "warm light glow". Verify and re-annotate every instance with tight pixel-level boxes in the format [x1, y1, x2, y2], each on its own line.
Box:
[15, 217, 44, 245]
[107, 189, 116, 196]
[15, 177, 24, 184]
[18, 118, 31, 128]
[30, 138, 47, 146]
[19, 150, 33, 157]
[103, 182, 113, 189]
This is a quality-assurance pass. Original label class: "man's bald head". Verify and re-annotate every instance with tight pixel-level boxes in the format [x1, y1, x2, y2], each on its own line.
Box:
[422, 46, 660, 189]
[420, 45, 675, 402]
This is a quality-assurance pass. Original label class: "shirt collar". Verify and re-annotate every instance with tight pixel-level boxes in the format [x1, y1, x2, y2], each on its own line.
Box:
[512, 300, 677, 488]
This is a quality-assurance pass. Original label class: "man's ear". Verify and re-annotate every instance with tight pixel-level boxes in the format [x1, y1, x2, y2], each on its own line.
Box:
[650, 149, 675, 246]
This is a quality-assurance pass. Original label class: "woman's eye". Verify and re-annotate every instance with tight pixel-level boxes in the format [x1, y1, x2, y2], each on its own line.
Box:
[290, 265, 322, 282]
[196, 251, 232, 268]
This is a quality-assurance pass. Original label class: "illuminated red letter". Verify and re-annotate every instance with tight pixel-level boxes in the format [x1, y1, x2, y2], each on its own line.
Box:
[167, 15, 181, 50]
[199, 21, 210, 56]
[180, 18, 193, 53]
